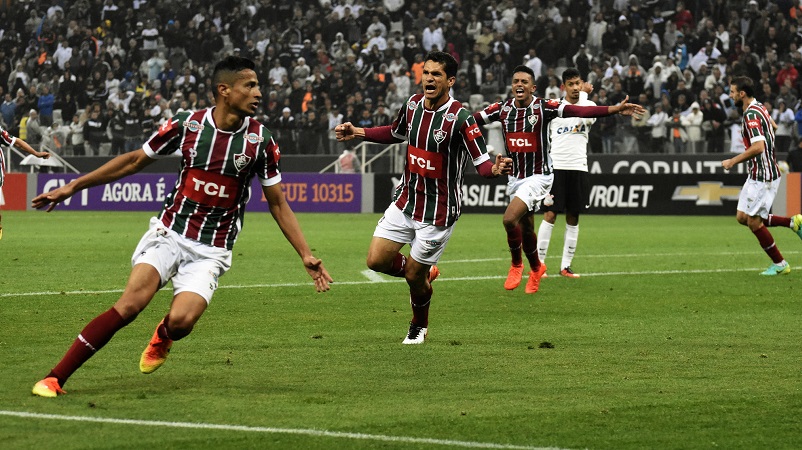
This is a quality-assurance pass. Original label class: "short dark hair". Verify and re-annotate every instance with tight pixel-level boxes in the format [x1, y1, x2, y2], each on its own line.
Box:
[561, 67, 582, 84]
[731, 76, 755, 98]
[211, 56, 257, 99]
[512, 65, 535, 82]
[424, 51, 458, 78]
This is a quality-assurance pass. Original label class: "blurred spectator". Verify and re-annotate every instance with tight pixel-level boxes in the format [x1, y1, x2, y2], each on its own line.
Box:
[682, 102, 704, 153]
[274, 107, 296, 153]
[0, 93, 15, 129]
[42, 120, 69, 154]
[83, 105, 108, 156]
[631, 94, 653, 153]
[667, 108, 688, 154]
[26, 109, 43, 148]
[773, 99, 795, 154]
[68, 114, 85, 156]
[701, 98, 727, 153]
[38, 85, 55, 126]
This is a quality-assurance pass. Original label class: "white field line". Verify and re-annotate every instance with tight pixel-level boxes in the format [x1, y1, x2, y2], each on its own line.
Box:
[0, 266, 770, 298]
[443, 249, 801, 264]
[361, 269, 388, 282]
[0, 410, 567, 450]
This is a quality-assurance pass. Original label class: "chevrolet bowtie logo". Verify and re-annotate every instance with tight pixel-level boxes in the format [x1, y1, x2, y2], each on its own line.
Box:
[672, 182, 741, 206]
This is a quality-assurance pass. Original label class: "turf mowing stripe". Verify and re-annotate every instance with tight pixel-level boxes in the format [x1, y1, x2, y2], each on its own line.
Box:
[0, 410, 566, 450]
[0, 267, 773, 298]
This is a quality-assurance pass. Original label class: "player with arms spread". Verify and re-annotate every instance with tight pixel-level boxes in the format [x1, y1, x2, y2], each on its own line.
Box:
[722, 76, 802, 276]
[0, 125, 50, 239]
[31, 56, 332, 397]
[473, 65, 643, 294]
[335, 51, 512, 344]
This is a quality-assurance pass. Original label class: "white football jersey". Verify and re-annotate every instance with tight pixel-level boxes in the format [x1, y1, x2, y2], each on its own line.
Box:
[548, 91, 595, 172]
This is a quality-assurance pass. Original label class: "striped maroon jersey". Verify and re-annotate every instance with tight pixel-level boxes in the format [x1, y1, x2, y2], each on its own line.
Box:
[741, 100, 780, 182]
[144, 108, 281, 249]
[390, 94, 490, 226]
[474, 97, 565, 178]
[0, 125, 15, 186]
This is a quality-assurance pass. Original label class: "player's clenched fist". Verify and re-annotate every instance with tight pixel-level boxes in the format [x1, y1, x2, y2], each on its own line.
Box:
[335, 122, 356, 141]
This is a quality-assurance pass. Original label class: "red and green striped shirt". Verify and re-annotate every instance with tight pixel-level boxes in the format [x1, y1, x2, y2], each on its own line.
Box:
[390, 94, 490, 226]
[0, 125, 16, 187]
[741, 99, 781, 182]
[475, 97, 566, 178]
[143, 108, 281, 249]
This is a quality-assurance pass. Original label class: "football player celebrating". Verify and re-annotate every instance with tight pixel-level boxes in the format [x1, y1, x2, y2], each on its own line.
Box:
[31, 56, 332, 397]
[336, 51, 512, 344]
[474, 65, 643, 294]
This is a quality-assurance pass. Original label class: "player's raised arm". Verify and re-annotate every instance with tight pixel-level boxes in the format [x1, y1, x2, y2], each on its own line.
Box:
[32, 149, 155, 212]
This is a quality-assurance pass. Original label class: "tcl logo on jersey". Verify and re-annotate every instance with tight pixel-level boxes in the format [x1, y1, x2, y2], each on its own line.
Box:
[505, 132, 538, 153]
[181, 168, 238, 208]
[747, 119, 760, 129]
[546, 99, 561, 108]
[158, 120, 176, 136]
[407, 145, 444, 179]
[465, 123, 482, 141]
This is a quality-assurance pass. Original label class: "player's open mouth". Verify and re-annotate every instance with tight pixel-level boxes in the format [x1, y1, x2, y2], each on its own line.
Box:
[424, 84, 436, 93]
[515, 88, 525, 95]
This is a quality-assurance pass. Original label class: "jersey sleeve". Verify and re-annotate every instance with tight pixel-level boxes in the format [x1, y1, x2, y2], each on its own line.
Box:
[0, 126, 17, 147]
[744, 110, 767, 144]
[142, 113, 186, 158]
[458, 111, 490, 165]
[542, 98, 564, 121]
[256, 134, 282, 187]
[390, 98, 411, 140]
[474, 101, 502, 125]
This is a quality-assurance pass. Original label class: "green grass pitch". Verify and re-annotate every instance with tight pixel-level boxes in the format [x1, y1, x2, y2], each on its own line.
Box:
[1, 210, 801, 449]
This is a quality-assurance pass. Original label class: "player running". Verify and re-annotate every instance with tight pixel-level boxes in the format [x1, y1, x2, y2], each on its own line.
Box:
[0, 125, 50, 239]
[335, 51, 512, 344]
[30, 56, 332, 397]
[473, 66, 643, 294]
[722, 76, 802, 276]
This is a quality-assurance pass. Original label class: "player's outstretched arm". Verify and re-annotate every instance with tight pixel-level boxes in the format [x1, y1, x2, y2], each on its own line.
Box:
[609, 96, 646, 118]
[32, 149, 155, 212]
[15, 137, 50, 159]
[263, 183, 332, 292]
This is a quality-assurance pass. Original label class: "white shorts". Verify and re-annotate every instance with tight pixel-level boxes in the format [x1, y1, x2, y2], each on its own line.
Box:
[737, 178, 780, 219]
[132, 217, 232, 304]
[507, 174, 554, 212]
[373, 203, 454, 266]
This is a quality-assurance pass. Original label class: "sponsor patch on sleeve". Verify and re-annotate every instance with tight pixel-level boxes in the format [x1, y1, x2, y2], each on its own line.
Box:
[465, 123, 482, 140]
[158, 119, 176, 136]
[546, 99, 561, 109]
[746, 119, 761, 129]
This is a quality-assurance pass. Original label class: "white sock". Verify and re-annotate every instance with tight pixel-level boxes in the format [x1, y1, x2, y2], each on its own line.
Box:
[562, 224, 579, 270]
[537, 221, 554, 263]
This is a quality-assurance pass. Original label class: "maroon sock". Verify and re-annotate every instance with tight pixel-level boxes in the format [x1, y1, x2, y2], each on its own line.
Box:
[157, 315, 173, 341]
[763, 214, 792, 228]
[507, 225, 523, 266]
[385, 253, 406, 278]
[48, 307, 131, 387]
[522, 230, 540, 270]
[753, 226, 784, 264]
[410, 287, 432, 327]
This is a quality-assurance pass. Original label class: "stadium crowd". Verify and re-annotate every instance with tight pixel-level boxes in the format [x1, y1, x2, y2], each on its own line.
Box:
[3, 0, 802, 158]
